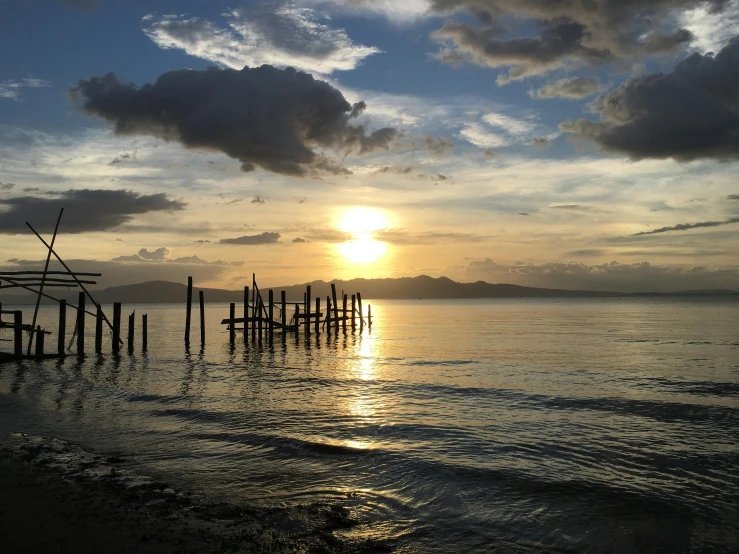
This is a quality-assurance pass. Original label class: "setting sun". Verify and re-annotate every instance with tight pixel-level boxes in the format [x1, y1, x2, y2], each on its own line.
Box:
[337, 237, 387, 264]
[336, 207, 391, 264]
[338, 207, 389, 234]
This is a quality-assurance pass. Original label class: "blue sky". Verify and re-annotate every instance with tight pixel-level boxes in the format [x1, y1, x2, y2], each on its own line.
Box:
[1, 0, 738, 292]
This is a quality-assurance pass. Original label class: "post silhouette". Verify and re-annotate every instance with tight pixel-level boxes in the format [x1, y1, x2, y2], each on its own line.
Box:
[112, 303, 121, 354]
[351, 295, 356, 332]
[185, 276, 193, 345]
[57, 299, 66, 355]
[76, 291, 85, 355]
[127, 312, 134, 351]
[199, 290, 206, 346]
[13, 311, 22, 358]
[142, 314, 148, 352]
[243, 286, 249, 338]
[281, 291, 287, 338]
[357, 293, 364, 330]
[342, 294, 348, 333]
[305, 286, 312, 336]
[229, 303, 236, 346]
[315, 297, 321, 336]
[331, 284, 339, 333]
[268, 290, 274, 341]
[95, 303, 103, 353]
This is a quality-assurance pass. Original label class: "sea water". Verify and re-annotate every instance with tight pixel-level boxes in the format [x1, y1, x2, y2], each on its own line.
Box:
[1, 298, 738, 553]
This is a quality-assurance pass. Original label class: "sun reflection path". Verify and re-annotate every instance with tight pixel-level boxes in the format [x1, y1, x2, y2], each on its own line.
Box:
[343, 333, 385, 450]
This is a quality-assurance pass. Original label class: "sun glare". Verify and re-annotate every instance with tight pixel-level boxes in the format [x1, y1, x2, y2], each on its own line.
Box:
[335, 207, 391, 265]
[338, 207, 389, 234]
[337, 237, 387, 264]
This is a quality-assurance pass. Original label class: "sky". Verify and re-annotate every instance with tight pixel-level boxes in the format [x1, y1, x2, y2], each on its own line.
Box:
[1, 0, 738, 293]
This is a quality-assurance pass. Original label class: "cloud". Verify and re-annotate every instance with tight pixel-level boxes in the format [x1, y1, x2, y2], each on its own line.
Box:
[548, 204, 609, 213]
[459, 111, 544, 148]
[561, 37, 739, 161]
[632, 217, 739, 236]
[0, 189, 186, 234]
[0, 78, 51, 101]
[679, 0, 739, 53]
[375, 229, 488, 244]
[462, 258, 739, 293]
[219, 232, 281, 245]
[293, 237, 307, 243]
[424, 135, 455, 156]
[251, 195, 267, 204]
[142, 5, 380, 75]
[110, 247, 237, 266]
[566, 249, 606, 257]
[137, 247, 170, 261]
[727, 193, 739, 200]
[70, 66, 398, 177]
[428, 0, 721, 82]
[531, 77, 602, 99]
[530, 137, 550, 149]
[0, 182, 15, 191]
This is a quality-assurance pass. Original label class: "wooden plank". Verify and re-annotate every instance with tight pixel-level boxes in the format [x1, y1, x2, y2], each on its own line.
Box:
[185, 276, 193, 345]
[76, 291, 85, 355]
[0, 271, 101, 277]
[58, 300, 66, 355]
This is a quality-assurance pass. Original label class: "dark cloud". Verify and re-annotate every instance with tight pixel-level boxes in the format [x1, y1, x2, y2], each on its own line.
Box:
[561, 37, 739, 161]
[462, 258, 739, 293]
[530, 137, 551, 148]
[251, 196, 267, 204]
[23, 187, 42, 193]
[195, 239, 212, 243]
[225, 198, 244, 205]
[728, 194, 739, 200]
[427, 0, 719, 81]
[110, 247, 239, 266]
[566, 249, 606, 257]
[632, 217, 739, 236]
[0, 189, 185, 234]
[70, 66, 397, 177]
[219, 232, 281, 245]
[138, 247, 170, 261]
[304, 229, 354, 243]
[0, 182, 15, 191]
[518, 212, 529, 216]
[532, 76, 602, 99]
[424, 135, 455, 157]
[292, 237, 307, 243]
[549, 204, 610, 214]
[375, 229, 488, 245]
[483, 149, 497, 159]
[109, 150, 136, 165]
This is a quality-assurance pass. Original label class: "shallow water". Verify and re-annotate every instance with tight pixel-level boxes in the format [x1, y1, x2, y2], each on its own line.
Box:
[1, 298, 738, 552]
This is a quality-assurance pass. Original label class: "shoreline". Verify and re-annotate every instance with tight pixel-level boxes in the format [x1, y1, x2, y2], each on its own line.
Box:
[0, 432, 391, 554]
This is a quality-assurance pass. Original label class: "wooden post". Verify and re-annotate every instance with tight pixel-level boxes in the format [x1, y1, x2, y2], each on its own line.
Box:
[368, 305, 372, 329]
[127, 312, 134, 351]
[35, 326, 44, 356]
[351, 295, 356, 332]
[305, 286, 312, 336]
[342, 294, 348, 333]
[281, 291, 287, 337]
[229, 303, 236, 345]
[58, 299, 66, 355]
[95, 303, 103, 353]
[357, 293, 363, 330]
[244, 287, 249, 336]
[76, 291, 85, 355]
[315, 297, 321, 336]
[199, 290, 206, 346]
[257, 298, 263, 341]
[142, 314, 148, 352]
[13, 311, 22, 358]
[268, 290, 274, 341]
[331, 284, 339, 333]
[112, 303, 121, 354]
[294, 304, 300, 335]
[185, 276, 193, 345]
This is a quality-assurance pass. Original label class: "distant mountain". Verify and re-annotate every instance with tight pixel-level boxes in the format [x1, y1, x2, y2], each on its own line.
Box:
[1, 276, 736, 306]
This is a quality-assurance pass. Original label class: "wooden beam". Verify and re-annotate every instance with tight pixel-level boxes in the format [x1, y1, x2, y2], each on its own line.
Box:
[95, 303, 103, 353]
[199, 290, 206, 346]
[112, 303, 121, 354]
[229, 303, 236, 346]
[185, 276, 193, 345]
[76, 291, 85, 356]
[142, 314, 148, 352]
[0, 271, 101, 277]
[13, 311, 22, 358]
[58, 300, 66, 355]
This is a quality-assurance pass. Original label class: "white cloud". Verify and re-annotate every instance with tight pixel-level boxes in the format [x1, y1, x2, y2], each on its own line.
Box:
[482, 112, 537, 138]
[143, 3, 380, 74]
[679, 0, 739, 53]
[458, 122, 509, 148]
[458, 111, 549, 148]
[305, 0, 432, 23]
[0, 78, 51, 101]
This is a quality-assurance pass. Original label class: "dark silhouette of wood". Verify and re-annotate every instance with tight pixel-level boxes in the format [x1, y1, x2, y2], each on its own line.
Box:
[368, 305, 372, 329]
[35, 326, 44, 356]
[127, 312, 134, 351]
[315, 297, 321, 335]
[294, 304, 300, 335]
[342, 294, 348, 333]
[95, 304, 103, 353]
[243, 287, 249, 338]
[305, 286, 312, 336]
[199, 290, 206, 346]
[0, 271, 100, 277]
[185, 276, 193, 345]
[251, 275, 257, 342]
[281, 291, 287, 339]
[142, 314, 148, 352]
[229, 303, 236, 345]
[28, 208, 64, 355]
[268, 290, 274, 341]
[331, 284, 339, 333]
[112, 303, 121, 354]
[58, 300, 66, 355]
[357, 293, 364, 330]
[351, 295, 356, 332]
[14, 311, 22, 358]
[76, 292, 85, 356]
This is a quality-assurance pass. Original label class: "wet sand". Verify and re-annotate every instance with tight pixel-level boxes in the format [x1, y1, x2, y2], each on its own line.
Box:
[0, 432, 390, 554]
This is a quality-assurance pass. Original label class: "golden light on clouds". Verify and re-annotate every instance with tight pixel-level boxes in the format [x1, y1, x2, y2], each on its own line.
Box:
[336, 207, 391, 265]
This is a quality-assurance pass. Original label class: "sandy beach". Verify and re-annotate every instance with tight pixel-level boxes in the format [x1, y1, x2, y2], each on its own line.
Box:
[0, 432, 389, 554]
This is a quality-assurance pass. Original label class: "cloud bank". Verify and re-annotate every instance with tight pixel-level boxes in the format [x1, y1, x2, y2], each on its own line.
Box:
[70, 66, 397, 177]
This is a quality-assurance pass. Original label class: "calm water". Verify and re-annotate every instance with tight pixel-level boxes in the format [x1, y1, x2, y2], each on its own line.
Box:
[1, 298, 738, 552]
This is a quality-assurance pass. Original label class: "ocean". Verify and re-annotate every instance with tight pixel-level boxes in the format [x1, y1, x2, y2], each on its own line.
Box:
[1, 297, 738, 553]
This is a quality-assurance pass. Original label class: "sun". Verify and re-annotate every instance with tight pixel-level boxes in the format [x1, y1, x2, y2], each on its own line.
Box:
[335, 207, 390, 264]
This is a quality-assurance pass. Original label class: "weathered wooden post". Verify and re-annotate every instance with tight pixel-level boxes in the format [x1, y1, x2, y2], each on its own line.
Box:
[185, 276, 193, 346]
[142, 314, 148, 352]
[95, 303, 103, 353]
[351, 295, 356, 332]
[127, 312, 135, 351]
[257, 298, 263, 341]
[76, 291, 85, 355]
[268, 290, 274, 341]
[199, 290, 206, 346]
[58, 299, 66, 355]
[294, 304, 300, 335]
[357, 293, 364, 331]
[305, 286, 312, 336]
[342, 294, 348, 333]
[315, 297, 321, 336]
[325, 297, 332, 330]
[368, 305, 372, 329]
[229, 303, 236, 346]
[13, 311, 22, 358]
[112, 303, 121, 354]
[35, 326, 44, 356]
[281, 291, 287, 338]
[243, 286, 249, 338]
[331, 284, 339, 333]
